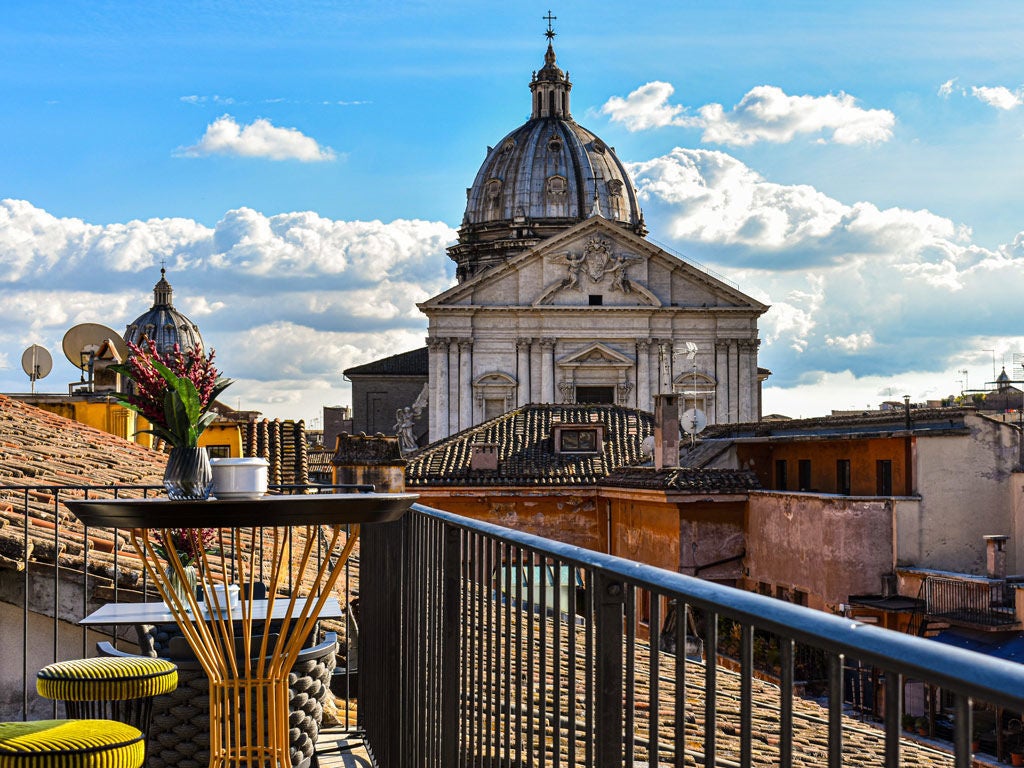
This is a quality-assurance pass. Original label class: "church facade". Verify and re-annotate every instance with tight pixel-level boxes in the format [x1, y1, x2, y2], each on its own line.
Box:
[419, 31, 768, 442]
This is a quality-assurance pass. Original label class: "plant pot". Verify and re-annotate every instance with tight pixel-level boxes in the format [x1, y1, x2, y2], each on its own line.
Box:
[211, 457, 269, 500]
[164, 447, 214, 500]
[1012, 751, 1024, 767]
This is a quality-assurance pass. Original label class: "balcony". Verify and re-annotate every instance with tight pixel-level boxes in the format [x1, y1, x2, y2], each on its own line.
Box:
[3, 483, 1024, 766]
[922, 573, 1020, 630]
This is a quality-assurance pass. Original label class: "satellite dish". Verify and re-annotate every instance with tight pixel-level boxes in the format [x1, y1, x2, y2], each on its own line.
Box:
[21, 345, 53, 393]
[681, 408, 707, 436]
[62, 323, 130, 371]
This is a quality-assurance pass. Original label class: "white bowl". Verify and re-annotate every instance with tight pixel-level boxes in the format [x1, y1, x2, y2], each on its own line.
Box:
[211, 457, 269, 500]
[208, 583, 241, 609]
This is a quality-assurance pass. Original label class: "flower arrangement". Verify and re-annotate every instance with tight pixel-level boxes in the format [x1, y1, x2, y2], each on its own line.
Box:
[110, 339, 233, 448]
[153, 527, 218, 567]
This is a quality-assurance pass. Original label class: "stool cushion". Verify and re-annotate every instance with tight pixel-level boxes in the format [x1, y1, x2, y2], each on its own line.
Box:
[37, 657, 177, 702]
[0, 719, 144, 768]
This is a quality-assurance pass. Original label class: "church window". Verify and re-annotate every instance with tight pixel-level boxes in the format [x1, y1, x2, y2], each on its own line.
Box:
[549, 90, 555, 114]
[501, 139, 515, 154]
[607, 179, 623, 196]
[575, 386, 614, 404]
[588, 294, 602, 305]
[547, 137, 562, 152]
[485, 179, 503, 201]
[483, 398, 505, 421]
[593, 139, 607, 154]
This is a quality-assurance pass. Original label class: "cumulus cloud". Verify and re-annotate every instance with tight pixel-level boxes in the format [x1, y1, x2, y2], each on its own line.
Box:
[938, 78, 958, 98]
[601, 82, 894, 145]
[628, 148, 1024, 392]
[0, 199, 457, 414]
[177, 115, 337, 161]
[971, 85, 1024, 110]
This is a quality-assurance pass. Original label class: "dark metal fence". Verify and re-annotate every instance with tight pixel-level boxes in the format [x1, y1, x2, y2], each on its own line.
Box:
[925, 575, 1017, 627]
[360, 504, 1024, 768]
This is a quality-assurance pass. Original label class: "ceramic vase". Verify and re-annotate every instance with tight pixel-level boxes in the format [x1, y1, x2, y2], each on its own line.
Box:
[164, 446, 214, 500]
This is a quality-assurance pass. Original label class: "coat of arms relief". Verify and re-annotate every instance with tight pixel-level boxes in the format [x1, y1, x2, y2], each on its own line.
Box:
[549, 236, 639, 293]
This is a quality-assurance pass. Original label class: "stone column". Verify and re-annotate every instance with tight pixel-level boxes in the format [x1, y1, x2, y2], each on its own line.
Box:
[540, 338, 556, 403]
[659, 340, 673, 394]
[448, 338, 460, 435]
[737, 339, 755, 422]
[429, 338, 449, 440]
[715, 340, 730, 423]
[728, 340, 739, 423]
[637, 339, 651, 412]
[459, 339, 474, 431]
[516, 338, 532, 407]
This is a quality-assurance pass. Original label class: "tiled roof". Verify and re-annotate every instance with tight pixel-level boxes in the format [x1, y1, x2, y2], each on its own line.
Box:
[601, 466, 761, 494]
[406, 404, 654, 487]
[0, 394, 167, 486]
[343, 347, 428, 377]
[242, 418, 308, 485]
[702, 407, 975, 441]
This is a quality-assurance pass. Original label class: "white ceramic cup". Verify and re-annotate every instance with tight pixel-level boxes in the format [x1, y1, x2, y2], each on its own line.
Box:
[210, 457, 269, 500]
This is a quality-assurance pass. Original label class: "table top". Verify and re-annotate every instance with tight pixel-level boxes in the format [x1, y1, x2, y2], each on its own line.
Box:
[64, 492, 417, 528]
[80, 596, 344, 625]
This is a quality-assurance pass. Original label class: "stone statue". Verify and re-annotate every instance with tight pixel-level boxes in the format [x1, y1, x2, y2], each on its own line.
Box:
[394, 407, 418, 454]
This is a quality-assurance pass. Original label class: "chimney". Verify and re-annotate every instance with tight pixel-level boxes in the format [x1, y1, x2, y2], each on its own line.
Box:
[653, 394, 680, 469]
[985, 535, 1009, 579]
[331, 432, 407, 492]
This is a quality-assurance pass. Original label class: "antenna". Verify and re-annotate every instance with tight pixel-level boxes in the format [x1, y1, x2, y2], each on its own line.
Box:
[20, 345, 52, 395]
[61, 323, 130, 394]
[674, 342, 705, 447]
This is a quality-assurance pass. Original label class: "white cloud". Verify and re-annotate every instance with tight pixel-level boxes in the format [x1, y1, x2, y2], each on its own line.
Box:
[938, 78, 958, 98]
[826, 332, 874, 352]
[177, 115, 337, 162]
[0, 199, 457, 418]
[628, 147, 1024, 401]
[601, 82, 894, 145]
[971, 85, 1024, 110]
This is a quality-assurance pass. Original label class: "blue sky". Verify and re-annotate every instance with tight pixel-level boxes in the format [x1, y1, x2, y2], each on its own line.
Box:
[3, 1, 1024, 423]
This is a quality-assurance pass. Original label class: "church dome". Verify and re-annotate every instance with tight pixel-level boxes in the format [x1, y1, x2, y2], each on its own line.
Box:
[124, 268, 204, 356]
[448, 32, 646, 282]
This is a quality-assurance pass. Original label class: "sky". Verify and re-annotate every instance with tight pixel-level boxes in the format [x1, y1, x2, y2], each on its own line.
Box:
[3, 1, 1024, 425]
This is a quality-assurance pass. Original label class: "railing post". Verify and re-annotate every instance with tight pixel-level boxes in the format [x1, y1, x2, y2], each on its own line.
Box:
[360, 513, 408, 768]
[441, 524, 461, 767]
[595, 572, 624, 768]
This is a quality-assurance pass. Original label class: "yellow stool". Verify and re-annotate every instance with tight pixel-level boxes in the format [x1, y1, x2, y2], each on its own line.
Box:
[36, 656, 177, 744]
[0, 719, 144, 768]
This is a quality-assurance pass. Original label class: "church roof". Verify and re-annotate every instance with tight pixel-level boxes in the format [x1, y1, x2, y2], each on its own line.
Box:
[406, 403, 653, 487]
[343, 347, 429, 377]
[124, 268, 204, 356]
[448, 31, 644, 281]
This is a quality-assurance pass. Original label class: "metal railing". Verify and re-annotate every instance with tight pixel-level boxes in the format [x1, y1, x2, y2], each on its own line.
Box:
[360, 504, 1024, 768]
[925, 575, 1017, 628]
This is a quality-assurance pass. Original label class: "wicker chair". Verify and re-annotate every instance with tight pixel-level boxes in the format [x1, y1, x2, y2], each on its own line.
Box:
[99, 631, 336, 768]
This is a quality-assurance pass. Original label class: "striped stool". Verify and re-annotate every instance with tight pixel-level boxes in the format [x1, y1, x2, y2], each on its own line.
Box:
[0, 719, 144, 768]
[36, 657, 177, 744]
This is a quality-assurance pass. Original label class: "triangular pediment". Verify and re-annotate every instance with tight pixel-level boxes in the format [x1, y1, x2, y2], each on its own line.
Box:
[558, 342, 633, 368]
[420, 217, 767, 314]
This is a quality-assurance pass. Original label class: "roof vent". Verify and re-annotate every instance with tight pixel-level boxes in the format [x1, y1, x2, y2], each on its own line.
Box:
[470, 443, 499, 471]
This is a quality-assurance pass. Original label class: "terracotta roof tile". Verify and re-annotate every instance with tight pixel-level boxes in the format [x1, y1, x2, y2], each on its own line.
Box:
[602, 466, 761, 493]
[406, 404, 655, 487]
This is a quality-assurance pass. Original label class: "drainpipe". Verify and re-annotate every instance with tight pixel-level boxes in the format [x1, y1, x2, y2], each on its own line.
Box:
[903, 395, 914, 496]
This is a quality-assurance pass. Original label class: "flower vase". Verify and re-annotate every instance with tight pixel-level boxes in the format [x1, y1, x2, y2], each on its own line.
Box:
[165, 563, 198, 605]
[164, 447, 214, 500]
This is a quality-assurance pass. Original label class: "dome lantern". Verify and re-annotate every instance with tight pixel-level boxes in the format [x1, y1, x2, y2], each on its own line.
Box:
[124, 267, 205, 356]
[448, 22, 646, 282]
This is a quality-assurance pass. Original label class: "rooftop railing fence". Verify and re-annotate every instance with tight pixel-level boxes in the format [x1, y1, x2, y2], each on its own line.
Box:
[4, 483, 1024, 768]
[361, 504, 1024, 768]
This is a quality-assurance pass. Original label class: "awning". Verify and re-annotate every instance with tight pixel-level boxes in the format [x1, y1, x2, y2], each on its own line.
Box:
[931, 628, 1024, 663]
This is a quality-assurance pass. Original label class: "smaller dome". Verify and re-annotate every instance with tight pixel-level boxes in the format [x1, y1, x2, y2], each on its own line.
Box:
[124, 268, 204, 355]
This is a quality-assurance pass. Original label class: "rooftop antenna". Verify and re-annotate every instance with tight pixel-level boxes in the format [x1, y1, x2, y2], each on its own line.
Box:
[673, 342, 706, 448]
[20, 345, 52, 395]
[983, 349, 996, 382]
[61, 323, 130, 394]
[958, 368, 968, 395]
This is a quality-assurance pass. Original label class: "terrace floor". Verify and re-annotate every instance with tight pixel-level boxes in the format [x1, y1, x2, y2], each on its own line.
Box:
[316, 728, 373, 767]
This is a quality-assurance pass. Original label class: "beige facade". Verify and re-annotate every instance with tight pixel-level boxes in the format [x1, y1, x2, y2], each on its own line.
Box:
[421, 217, 767, 441]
